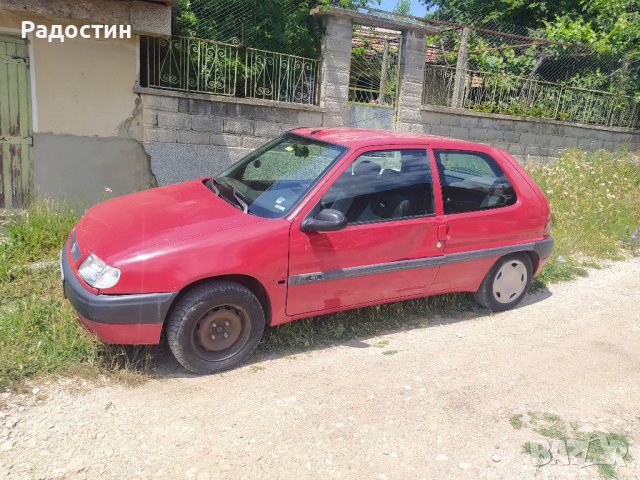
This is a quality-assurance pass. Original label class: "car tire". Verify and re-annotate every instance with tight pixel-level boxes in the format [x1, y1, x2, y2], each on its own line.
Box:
[166, 281, 265, 374]
[474, 253, 533, 312]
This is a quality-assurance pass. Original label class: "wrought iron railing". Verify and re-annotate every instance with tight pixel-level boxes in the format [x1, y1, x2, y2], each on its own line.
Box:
[244, 48, 319, 104]
[422, 65, 640, 129]
[140, 35, 320, 105]
[140, 36, 240, 96]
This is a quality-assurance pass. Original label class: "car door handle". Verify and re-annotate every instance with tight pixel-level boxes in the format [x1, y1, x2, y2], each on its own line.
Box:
[437, 224, 448, 241]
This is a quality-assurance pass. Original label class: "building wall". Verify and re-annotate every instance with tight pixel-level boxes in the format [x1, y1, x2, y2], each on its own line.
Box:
[415, 105, 640, 162]
[0, 3, 170, 205]
[137, 88, 326, 185]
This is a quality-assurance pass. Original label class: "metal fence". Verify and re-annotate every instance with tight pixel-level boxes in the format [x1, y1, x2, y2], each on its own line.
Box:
[140, 35, 319, 105]
[413, 11, 640, 129]
[141, 35, 240, 96]
[354, 6, 639, 129]
[423, 65, 640, 128]
[245, 48, 319, 104]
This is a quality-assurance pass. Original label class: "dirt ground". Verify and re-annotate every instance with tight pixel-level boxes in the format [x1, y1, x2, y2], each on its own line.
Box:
[1, 258, 639, 480]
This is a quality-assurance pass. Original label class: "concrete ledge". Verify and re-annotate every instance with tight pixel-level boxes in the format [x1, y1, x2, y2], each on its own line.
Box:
[134, 87, 326, 113]
[0, 0, 171, 35]
[421, 104, 640, 134]
[311, 6, 439, 35]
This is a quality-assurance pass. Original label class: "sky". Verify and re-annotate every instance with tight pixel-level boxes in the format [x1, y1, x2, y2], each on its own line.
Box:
[377, 0, 429, 17]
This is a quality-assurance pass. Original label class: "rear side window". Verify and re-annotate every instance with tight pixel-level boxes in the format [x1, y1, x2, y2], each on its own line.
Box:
[433, 150, 517, 214]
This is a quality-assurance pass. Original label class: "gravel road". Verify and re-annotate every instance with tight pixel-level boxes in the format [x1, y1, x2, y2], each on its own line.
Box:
[1, 259, 639, 480]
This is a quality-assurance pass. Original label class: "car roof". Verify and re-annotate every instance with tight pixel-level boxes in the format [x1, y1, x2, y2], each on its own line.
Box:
[290, 127, 486, 150]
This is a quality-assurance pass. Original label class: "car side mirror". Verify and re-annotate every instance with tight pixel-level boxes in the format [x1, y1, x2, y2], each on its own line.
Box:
[301, 208, 347, 233]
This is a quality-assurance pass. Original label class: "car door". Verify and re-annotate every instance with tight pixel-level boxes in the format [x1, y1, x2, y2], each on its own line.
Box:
[286, 146, 445, 316]
[429, 147, 542, 292]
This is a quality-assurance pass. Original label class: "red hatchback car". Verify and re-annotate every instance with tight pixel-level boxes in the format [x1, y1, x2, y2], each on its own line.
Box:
[61, 128, 552, 373]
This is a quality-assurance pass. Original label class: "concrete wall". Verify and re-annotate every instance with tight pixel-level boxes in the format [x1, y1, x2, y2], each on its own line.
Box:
[416, 105, 640, 162]
[137, 88, 328, 185]
[0, 3, 170, 205]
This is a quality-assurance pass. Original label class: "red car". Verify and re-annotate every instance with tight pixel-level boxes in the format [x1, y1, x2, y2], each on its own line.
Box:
[61, 128, 552, 373]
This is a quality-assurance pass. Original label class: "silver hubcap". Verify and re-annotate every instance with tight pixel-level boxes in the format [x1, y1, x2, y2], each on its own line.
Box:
[492, 260, 527, 304]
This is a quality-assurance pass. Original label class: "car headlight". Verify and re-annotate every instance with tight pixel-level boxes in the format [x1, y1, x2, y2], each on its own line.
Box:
[78, 254, 121, 289]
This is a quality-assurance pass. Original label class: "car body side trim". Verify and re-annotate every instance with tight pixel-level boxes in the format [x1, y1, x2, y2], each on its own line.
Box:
[288, 237, 553, 286]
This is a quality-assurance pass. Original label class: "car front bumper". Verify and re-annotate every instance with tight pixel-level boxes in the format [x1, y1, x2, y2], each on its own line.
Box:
[61, 241, 176, 344]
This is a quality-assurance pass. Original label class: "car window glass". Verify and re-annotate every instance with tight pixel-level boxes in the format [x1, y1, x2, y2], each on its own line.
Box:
[216, 133, 346, 218]
[322, 149, 434, 224]
[433, 150, 517, 214]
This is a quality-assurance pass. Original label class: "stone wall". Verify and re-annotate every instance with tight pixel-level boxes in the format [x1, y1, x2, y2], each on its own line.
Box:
[137, 88, 327, 185]
[416, 105, 640, 162]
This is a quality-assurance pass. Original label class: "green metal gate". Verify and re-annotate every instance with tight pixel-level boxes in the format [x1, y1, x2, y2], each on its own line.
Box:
[0, 35, 32, 208]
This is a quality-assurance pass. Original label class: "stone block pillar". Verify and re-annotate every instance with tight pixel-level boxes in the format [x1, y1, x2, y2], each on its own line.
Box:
[318, 14, 352, 127]
[396, 30, 426, 132]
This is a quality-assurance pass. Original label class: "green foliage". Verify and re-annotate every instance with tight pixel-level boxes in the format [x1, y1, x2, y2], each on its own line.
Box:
[0, 203, 153, 389]
[518, 412, 632, 478]
[393, 0, 411, 15]
[423, 0, 640, 98]
[422, 0, 575, 30]
[0, 203, 95, 389]
[175, 0, 379, 58]
[527, 149, 640, 286]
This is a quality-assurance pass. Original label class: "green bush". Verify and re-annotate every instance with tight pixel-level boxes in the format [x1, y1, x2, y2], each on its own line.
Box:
[527, 149, 640, 285]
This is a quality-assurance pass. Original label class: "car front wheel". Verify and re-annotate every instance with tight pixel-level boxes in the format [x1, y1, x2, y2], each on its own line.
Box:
[474, 253, 533, 312]
[166, 281, 265, 374]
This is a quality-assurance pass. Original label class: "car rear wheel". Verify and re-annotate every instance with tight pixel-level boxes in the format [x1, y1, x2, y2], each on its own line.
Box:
[474, 253, 532, 312]
[166, 281, 265, 374]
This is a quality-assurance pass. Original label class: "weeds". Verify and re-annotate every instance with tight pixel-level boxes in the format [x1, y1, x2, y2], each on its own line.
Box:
[514, 411, 632, 479]
[527, 149, 640, 286]
[0, 202, 155, 389]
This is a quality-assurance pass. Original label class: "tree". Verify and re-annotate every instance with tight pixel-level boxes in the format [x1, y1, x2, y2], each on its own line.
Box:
[175, 0, 379, 57]
[393, 0, 411, 16]
[420, 0, 582, 28]
[421, 0, 639, 97]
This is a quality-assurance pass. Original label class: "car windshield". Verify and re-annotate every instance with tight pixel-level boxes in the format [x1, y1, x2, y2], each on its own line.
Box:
[214, 133, 347, 218]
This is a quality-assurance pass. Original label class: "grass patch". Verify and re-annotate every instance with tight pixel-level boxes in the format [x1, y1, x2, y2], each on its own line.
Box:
[257, 293, 472, 354]
[0, 202, 155, 390]
[510, 413, 524, 429]
[527, 149, 640, 286]
[515, 412, 632, 478]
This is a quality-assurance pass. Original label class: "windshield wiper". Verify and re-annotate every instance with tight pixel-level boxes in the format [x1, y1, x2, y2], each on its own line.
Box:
[232, 187, 249, 214]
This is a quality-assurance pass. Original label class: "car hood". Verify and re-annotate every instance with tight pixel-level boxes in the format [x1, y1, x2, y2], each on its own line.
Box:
[76, 179, 265, 265]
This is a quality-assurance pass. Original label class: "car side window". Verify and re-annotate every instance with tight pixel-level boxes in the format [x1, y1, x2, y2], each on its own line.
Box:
[322, 149, 434, 224]
[433, 150, 517, 214]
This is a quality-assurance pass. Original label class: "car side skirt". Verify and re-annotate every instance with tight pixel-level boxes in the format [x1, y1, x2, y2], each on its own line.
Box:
[288, 237, 553, 286]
